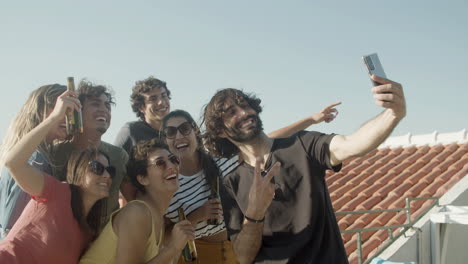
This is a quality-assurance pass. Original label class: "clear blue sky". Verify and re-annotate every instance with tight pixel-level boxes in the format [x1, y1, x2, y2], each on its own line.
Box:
[1, 1, 467, 144]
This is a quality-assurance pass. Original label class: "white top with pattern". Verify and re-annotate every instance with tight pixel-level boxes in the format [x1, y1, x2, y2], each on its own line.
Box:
[165, 156, 238, 239]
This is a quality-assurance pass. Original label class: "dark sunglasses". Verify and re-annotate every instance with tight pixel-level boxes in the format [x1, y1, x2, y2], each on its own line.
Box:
[148, 155, 180, 170]
[88, 161, 116, 178]
[163, 121, 193, 139]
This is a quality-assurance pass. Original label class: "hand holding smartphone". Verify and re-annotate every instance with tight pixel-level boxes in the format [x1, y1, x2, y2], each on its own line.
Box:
[362, 53, 386, 85]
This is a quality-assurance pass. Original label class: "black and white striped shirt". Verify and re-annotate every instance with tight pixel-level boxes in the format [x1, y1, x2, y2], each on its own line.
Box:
[165, 156, 239, 239]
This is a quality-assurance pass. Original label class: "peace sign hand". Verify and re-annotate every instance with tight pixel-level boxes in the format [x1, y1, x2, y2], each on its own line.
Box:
[245, 159, 281, 220]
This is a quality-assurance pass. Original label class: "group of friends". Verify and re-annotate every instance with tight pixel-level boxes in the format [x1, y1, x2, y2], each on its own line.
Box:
[0, 74, 406, 264]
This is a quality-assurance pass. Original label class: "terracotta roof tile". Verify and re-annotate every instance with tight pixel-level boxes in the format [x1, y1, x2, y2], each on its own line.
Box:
[403, 181, 429, 198]
[356, 196, 382, 211]
[421, 170, 442, 185]
[449, 154, 468, 170]
[373, 182, 398, 199]
[361, 182, 384, 198]
[389, 160, 413, 174]
[404, 159, 426, 173]
[328, 141, 468, 263]
[373, 196, 397, 210]
[334, 172, 358, 186]
[349, 163, 370, 175]
[389, 171, 412, 186]
[406, 170, 428, 185]
[420, 179, 443, 197]
[325, 172, 344, 185]
[338, 213, 361, 230]
[375, 171, 398, 185]
[362, 171, 385, 185]
[348, 183, 370, 198]
[341, 195, 368, 212]
[332, 193, 353, 210]
[376, 162, 399, 175]
[348, 172, 372, 186]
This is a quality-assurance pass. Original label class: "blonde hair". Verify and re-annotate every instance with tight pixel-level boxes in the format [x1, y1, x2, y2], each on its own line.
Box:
[0, 84, 66, 170]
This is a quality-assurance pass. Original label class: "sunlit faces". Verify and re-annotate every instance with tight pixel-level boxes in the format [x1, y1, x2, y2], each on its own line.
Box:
[139, 148, 180, 193]
[81, 94, 112, 134]
[82, 154, 113, 199]
[139, 87, 170, 123]
[221, 98, 263, 142]
[164, 117, 198, 158]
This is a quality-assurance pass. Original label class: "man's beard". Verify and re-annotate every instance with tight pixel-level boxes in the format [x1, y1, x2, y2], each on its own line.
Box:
[225, 114, 263, 143]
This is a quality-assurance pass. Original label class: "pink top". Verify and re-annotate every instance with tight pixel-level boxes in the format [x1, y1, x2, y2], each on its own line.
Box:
[0, 173, 91, 264]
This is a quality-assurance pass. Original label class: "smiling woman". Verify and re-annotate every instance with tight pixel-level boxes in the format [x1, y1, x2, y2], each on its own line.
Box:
[80, 138, 195, 264]
[0, 90, 112, 263]
[0, 84, 67, 240]
[162, 110, 239, 264]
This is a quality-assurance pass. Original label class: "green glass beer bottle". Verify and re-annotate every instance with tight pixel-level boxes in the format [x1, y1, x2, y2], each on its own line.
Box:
[207, 176, 222, 225]
[178, 208, 197, 262]
[66, 77, 83, 135]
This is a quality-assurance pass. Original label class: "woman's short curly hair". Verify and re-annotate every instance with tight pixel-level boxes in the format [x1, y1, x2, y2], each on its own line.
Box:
[130, 76, 171, 120]
[126, 138, 170, 193]
[202, 88, 262, 158]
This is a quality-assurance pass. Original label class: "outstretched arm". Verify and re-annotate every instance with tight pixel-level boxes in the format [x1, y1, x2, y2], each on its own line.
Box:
[329, 75, 406, 166]
[268, 102, 341, 138]
[3, 91, 81, 196]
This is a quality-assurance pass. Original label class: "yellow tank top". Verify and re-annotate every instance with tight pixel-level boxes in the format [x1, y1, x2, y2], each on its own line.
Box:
[79, 200, 163, 264]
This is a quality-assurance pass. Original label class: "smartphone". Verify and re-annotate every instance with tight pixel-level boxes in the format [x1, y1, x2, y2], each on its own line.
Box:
[362, 53, 386, 85]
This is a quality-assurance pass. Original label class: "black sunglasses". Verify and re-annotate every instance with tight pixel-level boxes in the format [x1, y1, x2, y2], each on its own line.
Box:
[148, 155, 180, 170]
[88, 161, 116, 178]
[163, 121, 193, 139]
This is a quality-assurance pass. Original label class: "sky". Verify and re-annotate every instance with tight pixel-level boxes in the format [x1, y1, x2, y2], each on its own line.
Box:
[1, 0, 467, 144]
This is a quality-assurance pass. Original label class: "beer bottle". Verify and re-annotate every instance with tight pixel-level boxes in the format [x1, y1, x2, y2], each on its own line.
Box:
[207, 176, 222, 225]
[66, 77, 83, 135]
[178, 208, 197, 262]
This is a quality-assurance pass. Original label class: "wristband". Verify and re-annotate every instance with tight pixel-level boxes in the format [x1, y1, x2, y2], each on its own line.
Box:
[244, 215, 265, 223]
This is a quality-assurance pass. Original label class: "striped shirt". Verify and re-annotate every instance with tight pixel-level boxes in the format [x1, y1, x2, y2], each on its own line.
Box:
[165, 156, 238, 239]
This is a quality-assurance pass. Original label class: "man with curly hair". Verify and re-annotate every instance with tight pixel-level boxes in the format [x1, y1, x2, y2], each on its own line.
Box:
[114, 76, 171, 155]
[202, 75, 406, 264]
[50, 80, 129, 218]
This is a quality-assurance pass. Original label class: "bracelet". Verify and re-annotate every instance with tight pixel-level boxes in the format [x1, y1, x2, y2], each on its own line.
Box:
[244, 215, 265, 223]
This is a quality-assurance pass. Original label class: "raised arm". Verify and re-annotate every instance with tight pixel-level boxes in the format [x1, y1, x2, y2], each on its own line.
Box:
[267, 102, 341, 138]
[329, 75, 406, 166]
[232, 160, 280, 264]
[3, 90, 81, 196]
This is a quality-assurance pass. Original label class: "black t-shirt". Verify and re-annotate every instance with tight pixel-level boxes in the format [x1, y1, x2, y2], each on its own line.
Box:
[114, 120, 162, 154]
[220, 131, 348, 264]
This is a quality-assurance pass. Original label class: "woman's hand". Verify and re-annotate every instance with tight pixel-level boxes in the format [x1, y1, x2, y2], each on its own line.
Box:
[48, 90, 81, 122]
[170, 220, 196, 251]
[188, 198, 223, 223]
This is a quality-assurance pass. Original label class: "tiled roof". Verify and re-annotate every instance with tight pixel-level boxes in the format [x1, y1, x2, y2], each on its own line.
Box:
[327, 131, 468, 264]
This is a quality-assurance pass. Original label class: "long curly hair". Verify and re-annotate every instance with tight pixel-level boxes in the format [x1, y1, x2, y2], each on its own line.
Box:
[201, 88, 262, 158]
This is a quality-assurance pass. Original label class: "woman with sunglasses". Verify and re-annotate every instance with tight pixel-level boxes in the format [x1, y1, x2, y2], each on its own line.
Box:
[80, 138, 195, 264]
[162, 110, 236, 264]
[0, 90, 113, 263]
